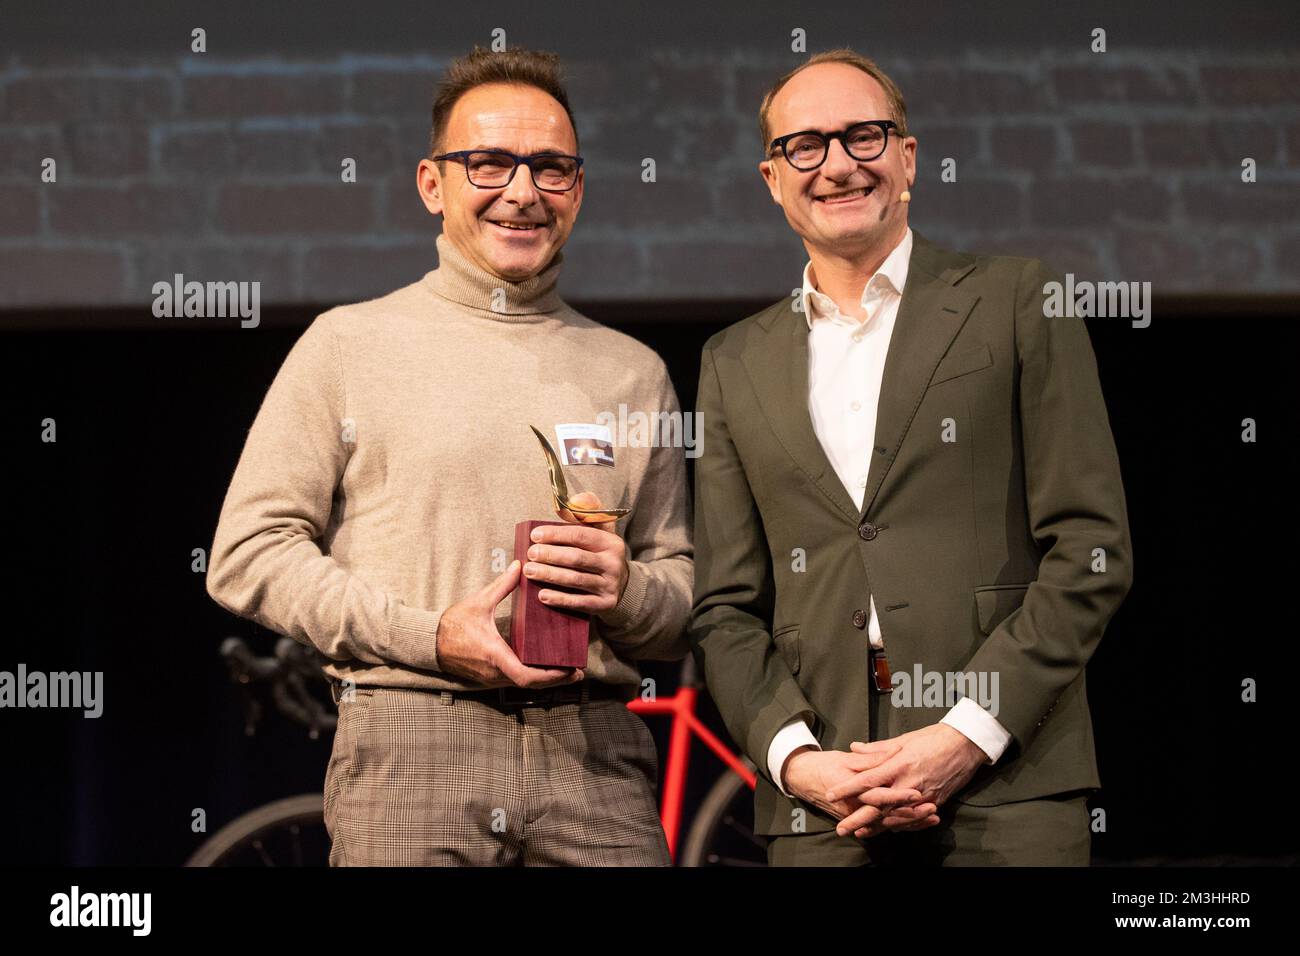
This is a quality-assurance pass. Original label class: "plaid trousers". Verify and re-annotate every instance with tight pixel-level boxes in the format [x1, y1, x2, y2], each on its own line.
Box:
[323, 685, 670, 866]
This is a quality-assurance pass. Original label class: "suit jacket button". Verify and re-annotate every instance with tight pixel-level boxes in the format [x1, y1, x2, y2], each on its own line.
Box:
[858, 522, 878, 541]
[852, 609, 867, 629]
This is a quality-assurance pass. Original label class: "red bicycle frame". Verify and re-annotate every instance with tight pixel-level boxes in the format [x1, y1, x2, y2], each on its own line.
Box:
[626, 658, 756, 860]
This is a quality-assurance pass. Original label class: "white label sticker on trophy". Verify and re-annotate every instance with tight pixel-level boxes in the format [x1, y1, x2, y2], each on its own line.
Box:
[554, 423, 615, 467]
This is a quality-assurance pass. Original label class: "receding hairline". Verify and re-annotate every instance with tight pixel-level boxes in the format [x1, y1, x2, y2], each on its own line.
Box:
[441, 82, 577, 144]
[759, 53, 909, 150]
[428, 46, 579, 159]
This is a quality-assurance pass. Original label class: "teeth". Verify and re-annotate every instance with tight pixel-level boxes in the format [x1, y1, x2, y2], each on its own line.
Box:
[493, 221, 539, 230]
[817, 187, 873, 202]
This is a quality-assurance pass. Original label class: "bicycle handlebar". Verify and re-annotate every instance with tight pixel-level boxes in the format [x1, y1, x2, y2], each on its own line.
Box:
[219, 636, 337, 737]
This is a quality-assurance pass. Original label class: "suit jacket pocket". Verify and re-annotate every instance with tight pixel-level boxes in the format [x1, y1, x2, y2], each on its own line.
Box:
[929, 343, 993, 388]
[772, 624, 800, 675]
[974, 583, 1031, 634]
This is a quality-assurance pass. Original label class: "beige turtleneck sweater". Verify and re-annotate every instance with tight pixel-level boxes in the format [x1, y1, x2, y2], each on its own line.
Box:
[206, 233, 693, 695]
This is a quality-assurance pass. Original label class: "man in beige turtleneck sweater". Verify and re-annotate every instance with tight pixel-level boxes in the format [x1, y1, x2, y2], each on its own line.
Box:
[206, 47, 692, 866]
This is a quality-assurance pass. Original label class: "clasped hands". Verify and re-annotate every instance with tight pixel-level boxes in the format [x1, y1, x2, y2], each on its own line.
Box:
[781, 723, 989, 839]
[434, 492, 628, 689]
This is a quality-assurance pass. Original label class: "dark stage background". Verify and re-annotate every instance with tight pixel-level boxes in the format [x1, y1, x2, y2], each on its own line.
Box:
[1, 299, 1296, 865]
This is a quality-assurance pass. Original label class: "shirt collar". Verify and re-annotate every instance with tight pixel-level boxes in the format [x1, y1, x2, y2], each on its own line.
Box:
[802, 227, 913, 329]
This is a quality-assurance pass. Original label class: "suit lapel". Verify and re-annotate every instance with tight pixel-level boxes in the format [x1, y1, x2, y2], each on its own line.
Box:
[859, 232, 981, 520]
[742, 295, 861, 522]
[740, 231, 982, 526]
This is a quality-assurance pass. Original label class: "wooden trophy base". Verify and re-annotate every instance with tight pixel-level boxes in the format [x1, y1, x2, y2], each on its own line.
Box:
[507, 519, 590, 668]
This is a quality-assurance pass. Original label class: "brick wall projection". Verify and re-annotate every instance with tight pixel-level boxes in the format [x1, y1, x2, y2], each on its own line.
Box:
[1, 48, 1297, 307]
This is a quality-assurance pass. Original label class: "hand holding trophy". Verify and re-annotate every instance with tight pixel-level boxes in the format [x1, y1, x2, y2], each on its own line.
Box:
[507, 427, 630, 668]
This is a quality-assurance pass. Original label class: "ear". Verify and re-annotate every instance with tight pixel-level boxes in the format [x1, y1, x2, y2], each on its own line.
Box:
[417, 158, 444, 217]
[570, 166, 584, 217]
[759, 158, 784, 209]
[901, 135, 917, 189]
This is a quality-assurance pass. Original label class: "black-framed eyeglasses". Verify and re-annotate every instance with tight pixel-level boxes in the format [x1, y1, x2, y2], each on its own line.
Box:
[769, 120, 900, 171]
[432, 149, 584, 193]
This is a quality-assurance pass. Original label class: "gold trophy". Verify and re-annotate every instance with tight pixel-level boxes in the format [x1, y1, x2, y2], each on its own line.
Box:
[506, 427, 629, 667]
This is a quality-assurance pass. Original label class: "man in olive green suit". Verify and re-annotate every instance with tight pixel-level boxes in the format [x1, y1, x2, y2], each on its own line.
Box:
[688, 49, 1133, 866]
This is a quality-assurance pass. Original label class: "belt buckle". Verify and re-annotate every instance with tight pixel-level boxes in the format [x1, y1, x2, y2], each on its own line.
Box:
[869, 651, 892, 694]
[498, 687, 552, 708]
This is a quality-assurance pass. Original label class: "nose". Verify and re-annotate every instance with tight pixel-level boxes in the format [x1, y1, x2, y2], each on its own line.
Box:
[501, 162, 540, 208]
[820, 136, 860, 180]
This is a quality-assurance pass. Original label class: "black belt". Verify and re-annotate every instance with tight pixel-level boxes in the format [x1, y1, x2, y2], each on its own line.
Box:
[460, 681, 627, 709]
[330, 679, 626, 709]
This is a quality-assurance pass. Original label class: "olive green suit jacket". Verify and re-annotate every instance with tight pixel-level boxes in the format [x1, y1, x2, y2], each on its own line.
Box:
[688, 231, 1133, 837]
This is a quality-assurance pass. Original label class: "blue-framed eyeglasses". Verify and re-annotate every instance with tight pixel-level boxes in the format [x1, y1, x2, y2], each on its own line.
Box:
[432, 149, 584, 193]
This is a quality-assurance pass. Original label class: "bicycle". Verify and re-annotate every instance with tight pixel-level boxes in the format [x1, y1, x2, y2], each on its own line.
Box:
[185, 636, 767, 867]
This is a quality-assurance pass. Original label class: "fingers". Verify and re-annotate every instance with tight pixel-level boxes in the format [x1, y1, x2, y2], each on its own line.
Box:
[527, 542, 605, 574]
[562, 491, 602, 517]
[825, 766, 897, 803]
[844, 743, 902, 771]
[477, 559, 522, 608]
[494, 642, 578, 689]
[525, 527, 621, 611]
[523, 560, 604, 594]
[852, 812, 942, 839]
[505, 661, 584, 689]
[843, 786, 923, 809]
[840, 802, 938, 838]
[848, 740, 900, 758]
[813, 801, 850, 822]
[557, 507, 617, 532]
[535, 587, 615, 613]
[567, 490, 601, 508]
[559, 492, 618, 531]
[472, 666, 586, 690]
[875, 803, 936, 823]
[524, 667, 586, 689]
[835, 801, 887, 836]
[536, 522, 618, 552]
[833, 788, 930, 836]
[851, 739, 903, 755]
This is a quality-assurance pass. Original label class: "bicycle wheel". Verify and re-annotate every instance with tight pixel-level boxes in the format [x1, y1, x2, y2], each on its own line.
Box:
[679, 762, 769, 867]
[184, 793, 330, 867]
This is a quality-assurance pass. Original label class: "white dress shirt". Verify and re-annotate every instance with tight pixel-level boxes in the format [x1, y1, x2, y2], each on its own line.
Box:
[767, 227, 1013, 796]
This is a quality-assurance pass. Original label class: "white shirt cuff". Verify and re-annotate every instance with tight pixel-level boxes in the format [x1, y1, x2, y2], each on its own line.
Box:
[767, 717, 821, 797]
[941, 696, 1012, 764]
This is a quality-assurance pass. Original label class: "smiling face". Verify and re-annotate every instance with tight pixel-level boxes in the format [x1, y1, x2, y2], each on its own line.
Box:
[417, 82, 583, 281]
[759, 62, 916, 260]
